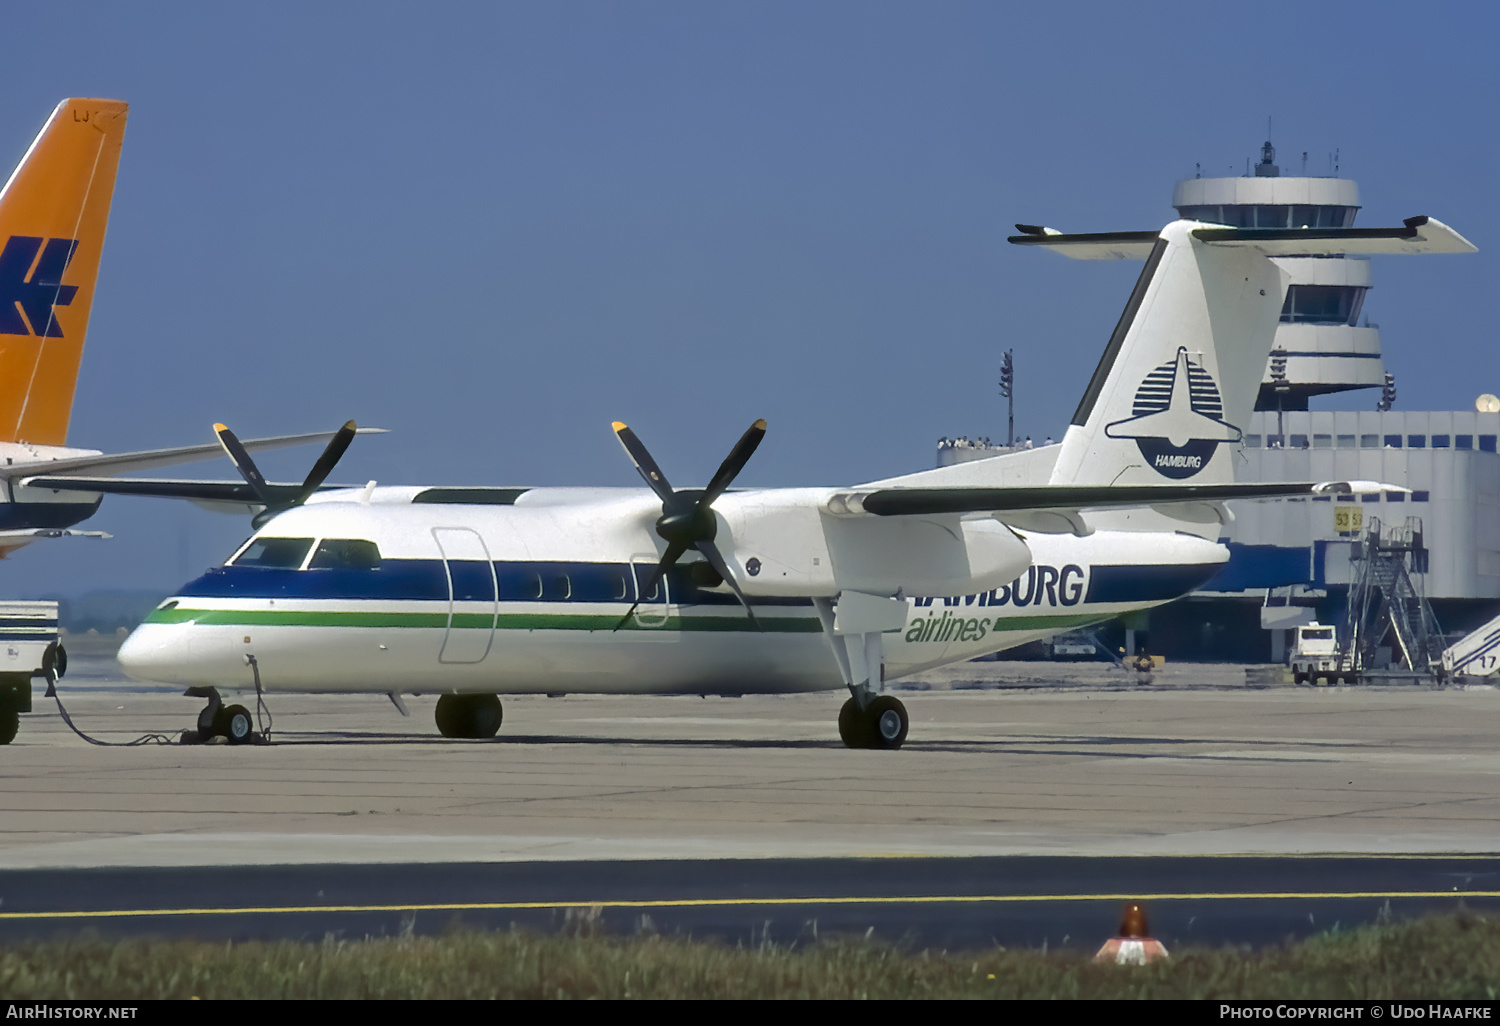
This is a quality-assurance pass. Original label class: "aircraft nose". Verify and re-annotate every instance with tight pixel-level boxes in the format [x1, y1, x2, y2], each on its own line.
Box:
[116, 623, 178, 683]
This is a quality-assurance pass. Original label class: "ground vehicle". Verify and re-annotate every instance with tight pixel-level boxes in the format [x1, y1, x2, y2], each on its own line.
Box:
[0, 601, 62, 744]
[1290, 622, 1351, 685]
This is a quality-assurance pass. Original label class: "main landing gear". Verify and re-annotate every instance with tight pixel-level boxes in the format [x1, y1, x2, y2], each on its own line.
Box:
[184, 687, 256, 744]
[435, 694, 503, 739]
[838, 695, 909, 750]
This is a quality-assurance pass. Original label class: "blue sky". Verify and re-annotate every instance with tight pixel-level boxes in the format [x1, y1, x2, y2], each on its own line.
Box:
[1, 1, 1495, 596]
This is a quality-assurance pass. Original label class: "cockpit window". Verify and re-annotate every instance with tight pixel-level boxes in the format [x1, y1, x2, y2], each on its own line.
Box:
[232, 537, 314, 568]
[308, 538, 382, 570]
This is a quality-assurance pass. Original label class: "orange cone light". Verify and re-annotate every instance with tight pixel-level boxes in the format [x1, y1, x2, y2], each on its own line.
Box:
[1094, 902, 1169, 964]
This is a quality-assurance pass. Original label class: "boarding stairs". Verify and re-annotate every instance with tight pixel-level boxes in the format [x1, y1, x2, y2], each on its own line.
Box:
[1441, 614, 1500, 678]
[1339, 517, 1445, 681]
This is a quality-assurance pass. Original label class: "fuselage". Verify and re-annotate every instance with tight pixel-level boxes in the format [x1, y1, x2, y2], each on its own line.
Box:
[0, 442, 104, 534]
[118, 484, 1228, 697]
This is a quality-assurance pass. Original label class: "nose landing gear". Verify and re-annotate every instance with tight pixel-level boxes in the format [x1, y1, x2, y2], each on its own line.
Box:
[182, 687, 258, 745]
[838, 694, 909, 750]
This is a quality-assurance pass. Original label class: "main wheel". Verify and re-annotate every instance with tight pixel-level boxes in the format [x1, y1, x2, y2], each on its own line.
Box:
[0, 706, 17, 745]
[867, 696, 909, 750]
[838, 698, 874, 749]
[467, 695, 503, 738]
[435, 694, 464, 738]
[223, 705, 254, 744]
[435, 694, 503, 739]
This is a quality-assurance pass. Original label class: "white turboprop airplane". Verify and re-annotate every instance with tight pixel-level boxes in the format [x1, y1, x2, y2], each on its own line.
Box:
[63, 215, 1470, 749]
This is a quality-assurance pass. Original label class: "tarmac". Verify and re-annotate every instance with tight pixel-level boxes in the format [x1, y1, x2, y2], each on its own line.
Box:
[4, 649, 1499, 871]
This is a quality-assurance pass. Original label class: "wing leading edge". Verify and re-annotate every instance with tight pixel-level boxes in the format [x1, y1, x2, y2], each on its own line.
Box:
[826, 480, 1389, 517]
[0, 428, 387, 481]
[18, 477, 356, 504]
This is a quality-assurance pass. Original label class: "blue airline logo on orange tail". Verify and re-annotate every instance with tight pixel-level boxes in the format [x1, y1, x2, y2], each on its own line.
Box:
[0, 236, 79, 337]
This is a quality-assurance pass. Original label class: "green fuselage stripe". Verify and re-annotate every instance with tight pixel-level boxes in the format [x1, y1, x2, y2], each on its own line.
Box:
[143, 606, 1108, 636]
[145, 607, 824, 633]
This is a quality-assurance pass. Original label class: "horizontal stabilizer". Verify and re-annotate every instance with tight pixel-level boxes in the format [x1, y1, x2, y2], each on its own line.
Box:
[1008, 217, 1476, 260]
[0, 427, 386, 480]
[825, 480, 1384, 518]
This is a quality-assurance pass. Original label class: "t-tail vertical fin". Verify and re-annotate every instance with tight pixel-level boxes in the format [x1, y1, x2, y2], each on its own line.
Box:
[1010, 216, 1475, 490]
[1039, 221, 1286, 488]
[0, 99, 128, 446]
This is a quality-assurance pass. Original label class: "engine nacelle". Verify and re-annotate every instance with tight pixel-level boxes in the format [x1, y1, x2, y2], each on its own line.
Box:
[716, 490, 1032, 598]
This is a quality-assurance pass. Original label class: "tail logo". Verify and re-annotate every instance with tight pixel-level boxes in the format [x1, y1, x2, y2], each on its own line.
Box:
[1104, 347, 1242, 479]
[0, 236, 80, 338]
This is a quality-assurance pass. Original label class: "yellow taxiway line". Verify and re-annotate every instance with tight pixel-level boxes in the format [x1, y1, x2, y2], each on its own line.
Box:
[3, 891, 1496, 921]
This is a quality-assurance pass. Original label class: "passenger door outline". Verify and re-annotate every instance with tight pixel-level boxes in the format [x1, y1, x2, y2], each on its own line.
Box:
[433, 527, 497, 663]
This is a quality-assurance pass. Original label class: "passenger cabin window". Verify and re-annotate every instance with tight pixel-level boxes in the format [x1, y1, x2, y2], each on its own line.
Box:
[309, 538, 382, 570]
[232, 537, 314, 569]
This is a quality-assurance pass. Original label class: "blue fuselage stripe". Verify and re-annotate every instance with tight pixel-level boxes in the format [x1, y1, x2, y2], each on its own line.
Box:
[1084, 562, 1225, 604]
[178, 560, 813, 606]
[174, 560, 1222, 612]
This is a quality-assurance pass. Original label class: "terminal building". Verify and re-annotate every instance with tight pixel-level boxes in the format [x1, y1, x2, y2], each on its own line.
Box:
[942, 141, 1500, 662]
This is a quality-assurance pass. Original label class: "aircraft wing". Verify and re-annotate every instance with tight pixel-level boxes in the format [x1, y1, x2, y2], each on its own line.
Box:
[0, 428, 386, 480]
[825, 480, 1389, 517]
[1008, 217, 1476, 260]
[18, 477, 356, 504]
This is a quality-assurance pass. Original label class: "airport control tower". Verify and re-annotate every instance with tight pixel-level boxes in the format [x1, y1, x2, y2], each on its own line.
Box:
[1173, 142, 1382, 412]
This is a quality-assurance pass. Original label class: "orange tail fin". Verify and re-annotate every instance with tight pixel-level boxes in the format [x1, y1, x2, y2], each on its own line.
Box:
[0, 98, 128, 445]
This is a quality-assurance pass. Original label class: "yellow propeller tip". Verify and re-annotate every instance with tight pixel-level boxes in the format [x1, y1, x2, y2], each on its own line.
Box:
[612, 421, 628, 432]
[754, 418, 767, 430]
[213, 423, 229, 433]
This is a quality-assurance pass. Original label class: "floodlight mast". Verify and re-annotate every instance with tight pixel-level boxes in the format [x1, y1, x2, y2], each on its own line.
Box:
[999, 349, 1015, 446]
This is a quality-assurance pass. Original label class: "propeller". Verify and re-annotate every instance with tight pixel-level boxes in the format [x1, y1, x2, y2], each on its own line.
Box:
[215, 420, 359, 528]
[612, 418, 766, 630]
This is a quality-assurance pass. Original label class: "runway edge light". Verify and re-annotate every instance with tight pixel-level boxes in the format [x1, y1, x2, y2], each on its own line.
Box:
[1094, 902, 1169, 964]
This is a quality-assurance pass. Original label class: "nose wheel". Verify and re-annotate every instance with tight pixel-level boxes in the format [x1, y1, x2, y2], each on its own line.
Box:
[838, 695, 908, 750]
[182, 687, 258, 744]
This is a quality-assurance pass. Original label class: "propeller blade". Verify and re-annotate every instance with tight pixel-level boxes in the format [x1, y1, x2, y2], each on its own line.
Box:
[700, 419, 766, 506]
[614, 539, 687, 631]
[289, 420, 358, 508]
[214, 423, 273, 508]
[612, 421, 676, 505]
[696, 540, 760, 631]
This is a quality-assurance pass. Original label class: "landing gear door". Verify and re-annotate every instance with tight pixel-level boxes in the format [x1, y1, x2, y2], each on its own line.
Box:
[629, 554, 671, 629]
[433, 527, 497, 663]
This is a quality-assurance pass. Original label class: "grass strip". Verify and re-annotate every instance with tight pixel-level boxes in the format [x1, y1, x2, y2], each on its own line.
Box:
[2, 911, 1499, 1000]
